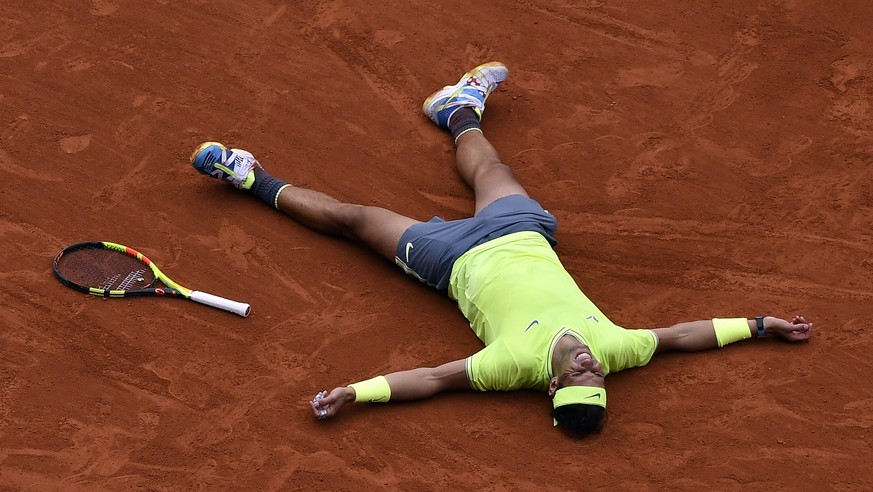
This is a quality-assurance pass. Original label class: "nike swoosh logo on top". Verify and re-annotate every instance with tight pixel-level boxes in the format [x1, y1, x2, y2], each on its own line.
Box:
[405, 242, 414, 263]
[525, 320, 539, 332]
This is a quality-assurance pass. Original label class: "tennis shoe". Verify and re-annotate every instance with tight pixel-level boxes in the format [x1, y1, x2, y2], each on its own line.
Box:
[190, 142, 259, 190]
[422, 61, 508, 129]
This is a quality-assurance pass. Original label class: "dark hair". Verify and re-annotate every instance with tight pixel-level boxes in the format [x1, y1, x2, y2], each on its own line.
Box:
[552, 403, 607, 438]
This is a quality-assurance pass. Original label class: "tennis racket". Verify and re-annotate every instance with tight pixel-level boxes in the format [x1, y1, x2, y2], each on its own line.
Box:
[53, 241, 251, 317]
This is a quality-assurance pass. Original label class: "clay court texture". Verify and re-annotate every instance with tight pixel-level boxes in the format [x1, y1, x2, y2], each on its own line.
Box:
[1, 0, 872, 490]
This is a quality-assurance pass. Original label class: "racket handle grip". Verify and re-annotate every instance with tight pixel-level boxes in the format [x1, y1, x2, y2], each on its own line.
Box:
[190, 290, 251, 317]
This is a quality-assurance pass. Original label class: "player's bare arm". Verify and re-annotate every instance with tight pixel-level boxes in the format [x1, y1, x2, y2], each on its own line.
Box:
[652, 315, 813, 353]
[309, 358, 470, 419]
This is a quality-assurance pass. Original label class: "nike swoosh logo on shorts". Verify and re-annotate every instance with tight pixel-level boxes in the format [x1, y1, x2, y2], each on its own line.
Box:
[405, 242, 414, 263]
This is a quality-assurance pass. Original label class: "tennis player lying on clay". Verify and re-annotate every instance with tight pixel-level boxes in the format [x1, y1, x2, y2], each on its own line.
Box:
[190, 62, 813, 437]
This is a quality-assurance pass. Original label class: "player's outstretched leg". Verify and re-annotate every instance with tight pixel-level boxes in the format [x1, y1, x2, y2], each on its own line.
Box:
[423, 62, 528, 215]
[190, 142, 419, 261]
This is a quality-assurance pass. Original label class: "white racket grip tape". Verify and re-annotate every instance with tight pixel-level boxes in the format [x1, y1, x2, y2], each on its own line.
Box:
[190, 290, 251, 317]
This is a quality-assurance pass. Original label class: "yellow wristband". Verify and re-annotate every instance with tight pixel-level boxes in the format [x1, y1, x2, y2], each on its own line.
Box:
[712, 318, 752, 347]
[349, 375, 391, 403]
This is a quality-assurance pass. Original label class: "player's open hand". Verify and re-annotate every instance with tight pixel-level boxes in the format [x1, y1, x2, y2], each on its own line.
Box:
[310, 386, 353, 420]
[765, 315, 813, 342]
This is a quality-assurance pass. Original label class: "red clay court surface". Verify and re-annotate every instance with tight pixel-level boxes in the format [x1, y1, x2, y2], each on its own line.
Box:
[2, 1, 872, 490]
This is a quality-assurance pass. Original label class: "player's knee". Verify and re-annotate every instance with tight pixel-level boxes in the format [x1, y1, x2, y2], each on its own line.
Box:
[333, 204, 391, 242]
[476, 160, 510, 177]
[473, 161, 516, 186]
[332, 203, 368, 238]
[552, 403, 607, 438]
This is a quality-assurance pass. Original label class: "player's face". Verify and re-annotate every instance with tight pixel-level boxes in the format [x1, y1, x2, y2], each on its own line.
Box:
[559, 345, 605, 388]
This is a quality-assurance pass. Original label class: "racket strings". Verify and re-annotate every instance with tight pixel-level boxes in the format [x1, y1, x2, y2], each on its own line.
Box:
[56, 247, 156, 290]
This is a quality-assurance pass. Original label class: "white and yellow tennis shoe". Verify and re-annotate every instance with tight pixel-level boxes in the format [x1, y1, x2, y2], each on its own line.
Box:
[190, 141, 259, 190]
[422, 61, 508, 129]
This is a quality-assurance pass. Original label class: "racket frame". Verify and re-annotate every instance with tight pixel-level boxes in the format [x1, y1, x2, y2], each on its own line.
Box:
[53, 241, 250, 316]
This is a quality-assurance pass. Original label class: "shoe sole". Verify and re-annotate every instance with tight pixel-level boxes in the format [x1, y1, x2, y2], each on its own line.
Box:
[190, 141, 226, 165]
[422, 61, 508, 114]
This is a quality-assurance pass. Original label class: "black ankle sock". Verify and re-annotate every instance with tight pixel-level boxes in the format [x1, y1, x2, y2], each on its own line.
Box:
[249, 168, 289, 209]
[448, 107, 481, 142]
